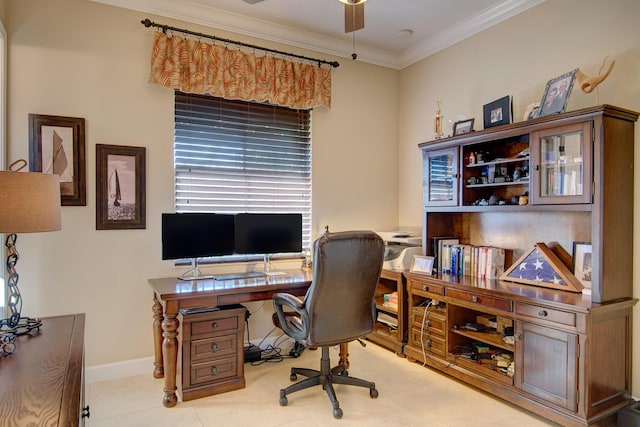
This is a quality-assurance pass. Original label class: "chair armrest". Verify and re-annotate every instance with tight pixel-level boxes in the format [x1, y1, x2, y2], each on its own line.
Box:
[272, 293, 309, 341]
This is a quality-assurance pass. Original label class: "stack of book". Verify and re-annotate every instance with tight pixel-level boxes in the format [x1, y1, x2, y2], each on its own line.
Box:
[432, 237, 505, 279]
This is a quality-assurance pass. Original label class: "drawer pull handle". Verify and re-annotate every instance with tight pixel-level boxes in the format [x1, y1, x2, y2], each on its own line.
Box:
[212, 322, 219, 329]
[211, 366, 218, 375]
[471, 296, 478, 303]
[538, 310, 548, 317]
[422, 285, 428, 292]
[426, 320, 431, 327]
[211, 343, 218, 352]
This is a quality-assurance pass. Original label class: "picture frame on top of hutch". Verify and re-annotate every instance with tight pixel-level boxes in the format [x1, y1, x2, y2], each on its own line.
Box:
[537, 69, 578, 117]
[483, 95, 512, 128]
[452, 118, 475, 136]
[96, 144, 146, 230]
[28, 114, 86, 206]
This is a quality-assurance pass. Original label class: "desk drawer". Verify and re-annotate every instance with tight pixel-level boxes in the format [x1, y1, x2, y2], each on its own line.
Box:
[447, 289, 512, 312]
[191, 316, 239, 338]
[410, 327, 446, 357]
[411, 307, 446, 335]
[190, 356, 238, 385]
[515, 303, 576, 327]
[410, 280, 445, 296]
[191, 334, 237, 362]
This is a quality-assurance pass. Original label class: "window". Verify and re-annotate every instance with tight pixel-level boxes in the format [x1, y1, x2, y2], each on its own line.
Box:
[173, 92, 311, 261]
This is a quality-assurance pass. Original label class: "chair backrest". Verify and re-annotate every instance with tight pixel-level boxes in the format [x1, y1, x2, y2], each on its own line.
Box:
[302, 230, 384, 347]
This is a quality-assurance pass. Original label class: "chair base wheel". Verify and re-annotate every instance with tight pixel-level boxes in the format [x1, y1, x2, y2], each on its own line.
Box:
[370, 388, 378, 398]
[290, 373, 297, 381]
[279, 395, 288, 406]
[333, 407, 343, 419]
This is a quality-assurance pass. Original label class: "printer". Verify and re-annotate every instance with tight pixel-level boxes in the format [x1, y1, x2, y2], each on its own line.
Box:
[376, 231, 422, 270]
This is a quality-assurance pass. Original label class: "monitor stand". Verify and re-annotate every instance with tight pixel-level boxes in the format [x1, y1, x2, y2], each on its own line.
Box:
[178, 258, 215, 281]
[263, 254, 286, 277]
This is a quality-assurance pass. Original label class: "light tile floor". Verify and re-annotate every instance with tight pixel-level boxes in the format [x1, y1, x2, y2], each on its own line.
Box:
[87, 342, 558, 426]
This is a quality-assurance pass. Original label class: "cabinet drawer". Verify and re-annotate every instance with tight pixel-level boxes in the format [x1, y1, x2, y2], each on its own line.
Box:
[515, 303, 576, 327]
[411, 327, 446, 357]
[191, 334, 237, 362]
[447, 289, 512, 312]
[190, 316, 239, 337]
[190, 356, 238, 385]
[411, 308, 446, 335]
[410, 280, 445, 296]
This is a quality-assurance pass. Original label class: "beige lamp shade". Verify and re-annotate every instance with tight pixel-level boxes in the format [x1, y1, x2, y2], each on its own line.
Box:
[0, 171, 61, 233]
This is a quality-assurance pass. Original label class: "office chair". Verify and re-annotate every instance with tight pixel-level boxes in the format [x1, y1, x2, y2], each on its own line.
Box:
[272, 229, 385, 419]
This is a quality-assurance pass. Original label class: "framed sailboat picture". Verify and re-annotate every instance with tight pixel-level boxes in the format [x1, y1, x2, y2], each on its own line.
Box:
[96, 144, 146, 230]
[28, 114, 86, 206]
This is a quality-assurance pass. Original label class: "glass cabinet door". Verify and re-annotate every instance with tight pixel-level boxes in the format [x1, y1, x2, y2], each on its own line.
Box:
[423, 147, 459, 207]
[532, 122, 592, 204]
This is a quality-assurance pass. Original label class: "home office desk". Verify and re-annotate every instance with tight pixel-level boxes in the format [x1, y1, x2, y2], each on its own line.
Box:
[149, 270, 351, 408]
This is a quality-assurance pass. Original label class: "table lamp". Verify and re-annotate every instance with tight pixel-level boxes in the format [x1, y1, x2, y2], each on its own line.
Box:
[0, 160, 61, 355]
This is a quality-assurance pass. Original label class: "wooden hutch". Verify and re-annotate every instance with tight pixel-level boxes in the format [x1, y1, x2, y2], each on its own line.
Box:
[404, 105, 638, 426]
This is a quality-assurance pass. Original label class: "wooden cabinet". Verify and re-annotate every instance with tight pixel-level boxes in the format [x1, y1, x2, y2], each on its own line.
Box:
[367, 269, 408, 355]
[408, 105, 638, 426]
[179, 305, 246, 401]
[0, 314, 88, 426]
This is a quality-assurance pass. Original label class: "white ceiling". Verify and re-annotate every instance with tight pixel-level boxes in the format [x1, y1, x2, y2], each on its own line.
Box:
[91, 0, 545, 69]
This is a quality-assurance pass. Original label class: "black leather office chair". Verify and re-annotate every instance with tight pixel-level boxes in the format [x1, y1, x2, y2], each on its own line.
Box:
[272, 229, 385, 419]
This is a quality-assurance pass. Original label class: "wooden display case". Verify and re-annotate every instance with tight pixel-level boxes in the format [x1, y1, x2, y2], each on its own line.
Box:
[367, 269, 408, 355]
[407, 105, 638, 427]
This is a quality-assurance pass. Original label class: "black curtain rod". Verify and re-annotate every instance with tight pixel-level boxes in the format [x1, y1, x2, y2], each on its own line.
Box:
[141, 18, 339, 68]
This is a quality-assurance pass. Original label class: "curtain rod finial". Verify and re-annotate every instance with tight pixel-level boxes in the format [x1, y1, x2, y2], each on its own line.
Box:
[142, 18, 153, 28]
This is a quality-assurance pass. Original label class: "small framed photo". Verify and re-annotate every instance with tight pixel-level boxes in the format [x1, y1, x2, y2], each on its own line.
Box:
[452, 118, 475, 136]
[572, 242, 592, 289]
[410, 255, 434, 276]
[28, 114, 86, 206]
[96, 144, 146, 230]
[483, 95, 512, 128]
[538, 69, 578, 117]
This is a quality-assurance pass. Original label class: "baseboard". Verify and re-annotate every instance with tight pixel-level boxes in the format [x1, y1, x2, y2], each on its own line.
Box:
[86, 356, 154, 384]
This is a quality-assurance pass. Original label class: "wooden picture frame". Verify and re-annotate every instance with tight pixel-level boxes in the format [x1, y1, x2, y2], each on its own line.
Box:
[538, 69, 578, 117]
[410, 255, 434, 276]
[96, 144, 146, 230]
[483, 95, 512, 128]
[28, 114, 86, 206]
[452, 118, 474, 136]
[572, 242, 592, 290]
[500, 242, 582, 292]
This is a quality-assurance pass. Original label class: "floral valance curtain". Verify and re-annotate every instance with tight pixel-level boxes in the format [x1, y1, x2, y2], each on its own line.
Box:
[148, 32, 332, 109]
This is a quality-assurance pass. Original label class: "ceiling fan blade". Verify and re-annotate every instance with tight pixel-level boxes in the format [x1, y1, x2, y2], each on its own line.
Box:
[345, 3, 364, 33]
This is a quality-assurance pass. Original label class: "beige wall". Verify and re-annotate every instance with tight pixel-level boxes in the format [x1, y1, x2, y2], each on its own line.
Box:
[4, 0, 398, 367]
[398, 0, 640, 394]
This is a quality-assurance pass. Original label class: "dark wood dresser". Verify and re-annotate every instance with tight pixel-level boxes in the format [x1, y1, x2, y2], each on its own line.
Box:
[0, 313, 87, 426]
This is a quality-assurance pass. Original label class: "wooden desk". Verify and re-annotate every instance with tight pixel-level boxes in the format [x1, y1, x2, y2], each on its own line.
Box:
[149, 270, 315, 408]
[0, 314, 87, 426]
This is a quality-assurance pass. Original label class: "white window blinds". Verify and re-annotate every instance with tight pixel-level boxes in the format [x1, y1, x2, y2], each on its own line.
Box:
[174, 92, 312, 254]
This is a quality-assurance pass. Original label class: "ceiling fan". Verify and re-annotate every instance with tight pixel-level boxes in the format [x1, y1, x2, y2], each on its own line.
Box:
[242, 0, 366, 33]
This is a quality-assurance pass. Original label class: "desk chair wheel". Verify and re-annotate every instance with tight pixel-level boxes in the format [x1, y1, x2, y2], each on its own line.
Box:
[333, 407, 343, 419]
[290, 373, 297, 381]
[339, 369, 348, 376]
[370, 388, 379, 398]
[279, 391, 288, 406]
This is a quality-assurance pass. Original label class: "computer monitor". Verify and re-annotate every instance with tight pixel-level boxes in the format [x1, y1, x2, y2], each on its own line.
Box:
[161, 213, 235, 260]
[234, 213, 303, 255]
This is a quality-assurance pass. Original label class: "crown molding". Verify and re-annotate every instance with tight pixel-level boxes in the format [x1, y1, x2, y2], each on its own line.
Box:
[91, 0, 544, 70]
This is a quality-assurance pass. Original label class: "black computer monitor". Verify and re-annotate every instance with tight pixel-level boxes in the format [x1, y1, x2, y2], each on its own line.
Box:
[161, 213, 235, 260]
[234, 213, 303, 255]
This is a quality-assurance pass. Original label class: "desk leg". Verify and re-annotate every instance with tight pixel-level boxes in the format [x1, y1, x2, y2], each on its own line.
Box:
[161, 313, 180, 408]
[339, 343, 350, 369]
[152, 294, 164, 379]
